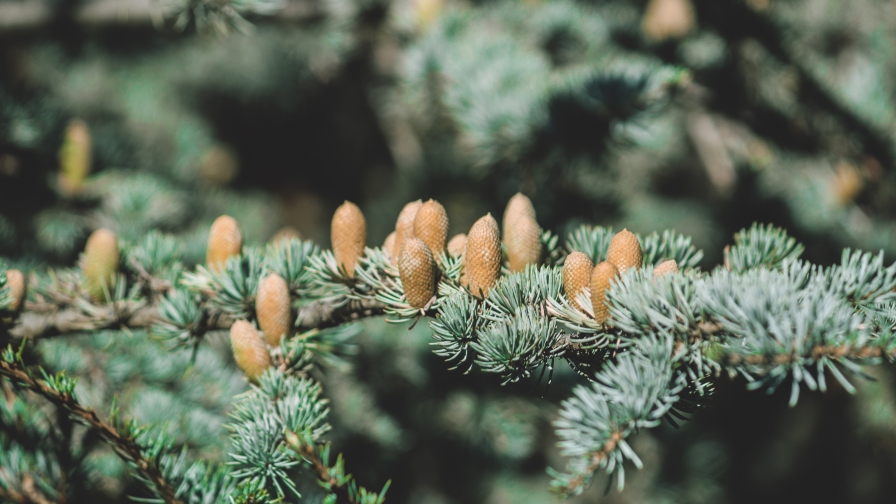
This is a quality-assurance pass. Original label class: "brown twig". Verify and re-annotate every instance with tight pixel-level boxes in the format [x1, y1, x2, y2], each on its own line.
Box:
[288, 439, 361, 504]
[0, 359, 183, 504]
[559, 430, 625, 497]
[723, 344, 896, 367]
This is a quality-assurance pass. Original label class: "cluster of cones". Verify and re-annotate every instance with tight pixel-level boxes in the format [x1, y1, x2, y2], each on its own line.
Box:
[66, 201, 680, 383]
[563, 232, 679, 324]
[330, 193, 545, 309]
[205, 215, 293, 382]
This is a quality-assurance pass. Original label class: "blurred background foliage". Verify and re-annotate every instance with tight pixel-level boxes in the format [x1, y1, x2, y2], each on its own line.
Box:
[2, 0, 896, 502]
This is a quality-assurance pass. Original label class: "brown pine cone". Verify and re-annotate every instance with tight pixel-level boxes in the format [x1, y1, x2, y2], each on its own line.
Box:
[5, 269, 26, 311]
[256, 273, 292, 346]
[82, 228, 119, 301]
[207, 215, 243, 273]
[591, 261, 619, 324]
[463, 214, 502, 299]
[230, 320, 272, 382]
[607, 229, 642, 273]
[413, 199, 449, 258]
[654, 259, 680, 277]
[447, 233, 467, 257]
[392, 200, 423, 258]
[563, 252, 593, 311]
[398, 237, 437, 309]
[331, 201, 367, 278]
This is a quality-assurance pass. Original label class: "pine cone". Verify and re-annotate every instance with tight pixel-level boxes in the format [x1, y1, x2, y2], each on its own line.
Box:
[230, 320, 271, 382]
[207, 215, 243, 273]
[463, 214, 501, 299]
[398, 237, 437, 309]
[563, 252, 593, 310]
[82, 228, 119, 301]
[58, 119, 92, 195]
[591, 261, 619, 324]
[413, 199, 449, 258]
[270, 226, 301, 244]
[447, 233, 467, 257]
[642, 0, 695, 41]
[654, 259, 679, 277]
[503, 193, 542, 272]
[256, 273, 292, 346]
[392, 200, 422, 258]
[331, 201, 367, 278]
[383, 232, 397, 260]
[5, 269, 25, 311]
[607, 229, 642, 273]
[502, 193, 536, 229]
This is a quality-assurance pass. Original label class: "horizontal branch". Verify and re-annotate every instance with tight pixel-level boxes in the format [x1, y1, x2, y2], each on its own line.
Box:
[8, 297, 384, 340]
[723, 344, 896, 367]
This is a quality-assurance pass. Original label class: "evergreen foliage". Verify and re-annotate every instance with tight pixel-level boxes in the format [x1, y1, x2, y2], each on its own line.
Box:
[4, 0, 896, 501]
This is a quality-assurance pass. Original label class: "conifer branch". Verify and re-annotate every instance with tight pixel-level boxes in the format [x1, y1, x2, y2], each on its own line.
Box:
[0, 356, 183, 504]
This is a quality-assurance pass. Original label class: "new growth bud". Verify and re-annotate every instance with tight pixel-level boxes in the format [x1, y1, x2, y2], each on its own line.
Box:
[331, 201, 366, 278]
[503, 193, 542, 272]
[230, 320, 272, 383]
[463, 214, 501, 298]
[607, 229, 642, 273]
[207, 216, 243, 273]
[398, 237, 437, 309]
[591, 261, 619, 324]
[563, 252, 593, 311]
[82, 228, 119, 301]
[5, 269, 25, 311]
[413, 199, 449, 258]
[256, 273, 292, 346]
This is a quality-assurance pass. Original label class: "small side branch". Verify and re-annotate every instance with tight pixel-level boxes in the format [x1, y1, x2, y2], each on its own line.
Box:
[0, 359, 183, 504]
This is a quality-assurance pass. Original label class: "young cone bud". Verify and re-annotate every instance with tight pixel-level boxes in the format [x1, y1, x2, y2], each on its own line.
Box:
[398, 237, 437, 309]
[5, 269, 26, 311]
[207, 216, 242, 273]
[447, 233, 467, 257]
[591, 261, 619, 324]
[256, 273, 292, 346]
[331, 201, 367, 278]
[563, 252, 593, 311]
[58, 119, 92, 195]
[463, 214, 501, 298]
[607, 229, 642, 273]
[642, 0, 695, 41]
[392, 200, 422, 258]
[654, 259, 680, 277]
[82, 228, 119, 301]
[413, 199, 449, 258]
[230, 320, 271, 382]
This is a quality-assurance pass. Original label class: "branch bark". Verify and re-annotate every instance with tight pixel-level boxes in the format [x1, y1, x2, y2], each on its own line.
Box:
[7, 297, 384, 340]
